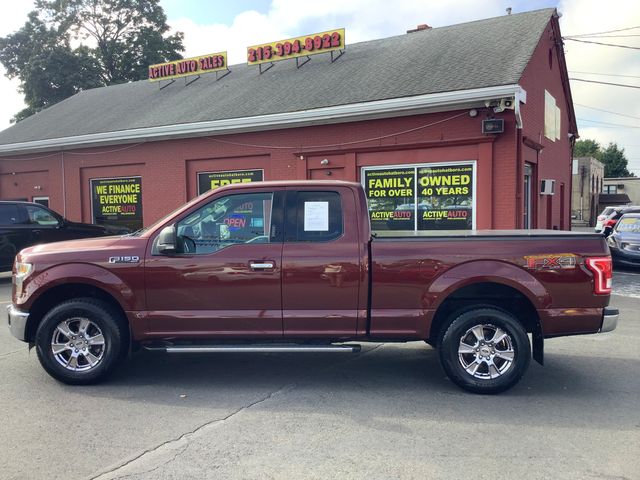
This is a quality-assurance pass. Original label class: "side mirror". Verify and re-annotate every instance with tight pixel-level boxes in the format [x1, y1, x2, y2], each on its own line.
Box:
[157, 225, 177, 254]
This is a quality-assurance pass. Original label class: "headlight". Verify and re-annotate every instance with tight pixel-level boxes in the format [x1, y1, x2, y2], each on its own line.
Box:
[14, 262, 33, 296]
[15, 262, 33, 279]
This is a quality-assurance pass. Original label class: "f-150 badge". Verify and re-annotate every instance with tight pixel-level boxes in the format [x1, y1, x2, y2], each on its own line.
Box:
[108, 256, 140, 264]
[524, 254, 577, 270]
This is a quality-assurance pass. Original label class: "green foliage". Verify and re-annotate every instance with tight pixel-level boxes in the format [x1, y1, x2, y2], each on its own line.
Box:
[0, 0, 184, 122]
[600, 143, 633, 178]
[573, 139, 634, 178]
[573, 139, 601, 160]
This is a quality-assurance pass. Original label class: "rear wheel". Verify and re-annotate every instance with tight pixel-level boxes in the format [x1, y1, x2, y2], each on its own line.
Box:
[35, 298, 126, 385]
[438, 307, 530, 394]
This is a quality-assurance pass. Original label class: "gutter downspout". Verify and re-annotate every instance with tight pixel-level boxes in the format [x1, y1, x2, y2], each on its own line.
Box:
[61, 150, 66, 218]
[515, 90, 524, 229]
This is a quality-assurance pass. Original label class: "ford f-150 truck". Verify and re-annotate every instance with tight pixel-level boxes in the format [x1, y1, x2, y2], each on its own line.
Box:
[7, 181, 618, 394]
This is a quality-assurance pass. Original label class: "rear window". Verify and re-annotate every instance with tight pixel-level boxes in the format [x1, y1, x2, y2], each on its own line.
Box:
[292, 191, 343, 242]
[617, 217, 640, 233]
[0, 204, 21, 225]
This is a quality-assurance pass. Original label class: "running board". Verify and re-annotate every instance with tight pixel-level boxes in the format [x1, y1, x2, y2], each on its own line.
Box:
[143, 344, 361, 354]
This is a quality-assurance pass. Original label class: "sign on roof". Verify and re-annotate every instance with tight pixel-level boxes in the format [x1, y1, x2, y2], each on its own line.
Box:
[148, 52, 227, 82]
[247, 29, 345, 65]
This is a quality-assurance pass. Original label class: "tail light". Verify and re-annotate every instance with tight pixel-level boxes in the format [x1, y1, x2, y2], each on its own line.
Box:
[585, 257, 612, 295]
[604, 219, 617, 227]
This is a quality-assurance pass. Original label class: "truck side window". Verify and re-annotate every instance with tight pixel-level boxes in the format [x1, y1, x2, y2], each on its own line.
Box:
[25, 205, 60, 226]
[294, 191, 343, 242]
[0, 205, 21, 225]
[176, 192, 273, 254]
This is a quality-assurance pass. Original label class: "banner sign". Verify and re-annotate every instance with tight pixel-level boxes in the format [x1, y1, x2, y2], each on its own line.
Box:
[364, 168, 415, 231]
[247, 28, 345, 65]
[148, 52, 227, 81]
[417, 165, 473, 230]
[197, 169, 264, 195]
[91, 177, 143, 232]
[363, 163, 474, 231]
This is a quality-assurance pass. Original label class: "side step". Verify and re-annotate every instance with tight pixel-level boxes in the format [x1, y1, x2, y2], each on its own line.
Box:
[143, 343, 361, 354]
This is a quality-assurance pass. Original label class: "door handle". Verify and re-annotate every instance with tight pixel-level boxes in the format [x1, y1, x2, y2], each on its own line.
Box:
[249, 261, 275, 270]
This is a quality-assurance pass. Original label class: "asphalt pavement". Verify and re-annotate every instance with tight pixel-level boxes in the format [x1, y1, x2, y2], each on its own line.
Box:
[0, 271, 638, 480]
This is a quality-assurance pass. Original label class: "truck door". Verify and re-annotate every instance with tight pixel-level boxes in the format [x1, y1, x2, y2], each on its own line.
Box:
[281, 188, 362, 338]
[144, 189, 284, 338]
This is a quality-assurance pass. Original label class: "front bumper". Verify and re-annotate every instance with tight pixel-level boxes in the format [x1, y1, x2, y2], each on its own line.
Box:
[7, 305, 29, 342]
[600, 307, 619, 333]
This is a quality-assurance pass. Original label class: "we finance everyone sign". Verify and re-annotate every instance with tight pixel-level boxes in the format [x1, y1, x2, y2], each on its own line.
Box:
[91, 177, 143, 232]
[363, 163, 475, 231]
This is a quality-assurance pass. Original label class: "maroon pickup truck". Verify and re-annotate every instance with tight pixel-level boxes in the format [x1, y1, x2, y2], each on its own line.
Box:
[7, 181, 618, 394]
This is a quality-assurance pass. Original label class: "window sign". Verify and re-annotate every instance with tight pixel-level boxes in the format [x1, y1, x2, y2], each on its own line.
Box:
[362, 163, 475, 231]
[304, 202, 329, 231]
[91, 176, 143, 232]
[363, 168, 415, 231]
[417, 165, 473, 230]
[197, 169, 264, 195]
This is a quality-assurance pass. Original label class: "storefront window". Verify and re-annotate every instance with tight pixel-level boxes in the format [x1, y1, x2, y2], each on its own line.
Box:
[362, 163, 475, 232]
[91, 176, 143, 232]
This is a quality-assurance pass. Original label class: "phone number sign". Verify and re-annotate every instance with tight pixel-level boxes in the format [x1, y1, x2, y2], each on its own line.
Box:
[247, 28, 345, 65]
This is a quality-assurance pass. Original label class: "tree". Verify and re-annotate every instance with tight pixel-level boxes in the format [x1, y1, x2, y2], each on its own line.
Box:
[573, 139, 601, 160]
[573, 138, 634, 178]
[600, 142, 633, 178]
[0, 0, 184, 122]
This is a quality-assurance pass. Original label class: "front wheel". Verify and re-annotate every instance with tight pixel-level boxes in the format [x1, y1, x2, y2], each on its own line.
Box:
[438, 307, 531, 394]
[35, 298, 126, 385]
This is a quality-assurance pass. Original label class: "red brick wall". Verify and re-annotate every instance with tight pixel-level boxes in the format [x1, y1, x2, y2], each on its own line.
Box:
[0, 108, 525, 229]
[519, 18, 573, 229]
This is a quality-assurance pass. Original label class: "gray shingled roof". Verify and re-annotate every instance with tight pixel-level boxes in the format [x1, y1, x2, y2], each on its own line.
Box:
[0, 8, 554, 146]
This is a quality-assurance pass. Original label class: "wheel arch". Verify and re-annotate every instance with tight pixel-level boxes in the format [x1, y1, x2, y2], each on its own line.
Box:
[428, 267, 546, 365]
[25, 283, 130, 348]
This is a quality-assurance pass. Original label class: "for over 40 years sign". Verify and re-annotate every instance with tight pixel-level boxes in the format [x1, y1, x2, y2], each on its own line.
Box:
[91, 177, 143, 232]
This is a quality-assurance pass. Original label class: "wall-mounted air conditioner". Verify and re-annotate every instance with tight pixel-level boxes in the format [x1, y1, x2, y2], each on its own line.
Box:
[540, 179, 555, 195]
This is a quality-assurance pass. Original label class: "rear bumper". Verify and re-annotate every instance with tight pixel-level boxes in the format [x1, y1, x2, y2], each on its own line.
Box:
[600, 307, 619, 333]
[7, 305, 29, 342]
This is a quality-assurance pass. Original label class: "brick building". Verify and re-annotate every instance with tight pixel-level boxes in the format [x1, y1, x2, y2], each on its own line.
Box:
[0, 8, 576, 233]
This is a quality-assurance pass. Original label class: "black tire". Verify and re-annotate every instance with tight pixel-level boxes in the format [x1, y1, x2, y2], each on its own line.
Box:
[35, 298, 126, 385]
[438, 307, 530, 394]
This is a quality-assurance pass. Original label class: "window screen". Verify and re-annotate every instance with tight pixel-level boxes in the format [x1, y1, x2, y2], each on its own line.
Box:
[294, 192, 343, 242]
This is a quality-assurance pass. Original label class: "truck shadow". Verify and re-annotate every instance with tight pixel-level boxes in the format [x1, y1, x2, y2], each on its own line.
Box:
[72, 344, 640, 430]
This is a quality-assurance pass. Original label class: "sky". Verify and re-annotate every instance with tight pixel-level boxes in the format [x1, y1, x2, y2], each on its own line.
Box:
[0, 0, 639, 174]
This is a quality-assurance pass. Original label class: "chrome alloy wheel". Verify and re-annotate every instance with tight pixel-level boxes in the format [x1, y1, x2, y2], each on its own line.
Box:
[457, 324, 515, 379]
[50, 317, 105, 372]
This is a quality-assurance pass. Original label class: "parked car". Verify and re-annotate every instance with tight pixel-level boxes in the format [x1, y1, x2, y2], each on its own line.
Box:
[595, 206, 622, 233]
[0, 201, 128, 271]
[607, 213, 640, 268]
[8, 181, 617, 394]
[601, 206, 640, 237]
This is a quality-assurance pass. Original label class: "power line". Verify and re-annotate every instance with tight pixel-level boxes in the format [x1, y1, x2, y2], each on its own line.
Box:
[577, 118, 639, 128]
[574, 104, 640, 121]
[570, 78, 640, 89]
[563, 37, 640, 50]
[565, 25, 640, 38]
[577, 34, 640, 38]
[569, 71, 640, 79]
